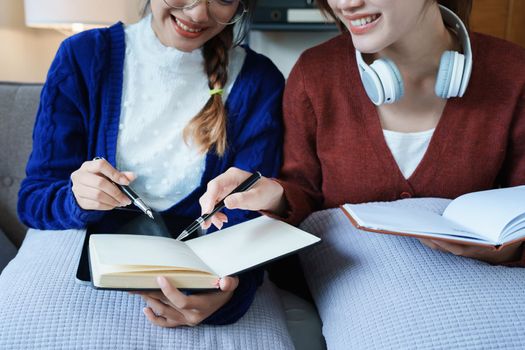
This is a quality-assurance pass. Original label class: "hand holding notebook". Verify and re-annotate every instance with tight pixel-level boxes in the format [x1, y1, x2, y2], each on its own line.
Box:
[342, 186, 525, 249]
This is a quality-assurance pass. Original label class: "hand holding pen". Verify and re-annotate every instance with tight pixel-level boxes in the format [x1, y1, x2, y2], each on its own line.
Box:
[176, 171, 263, 240]
[197, 167, 287, 232]
[71, 157, 153, 219]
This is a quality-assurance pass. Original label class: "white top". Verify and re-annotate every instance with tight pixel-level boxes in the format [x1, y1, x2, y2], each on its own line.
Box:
[116, 15, 246, 211]
[382, 128, 435, 179]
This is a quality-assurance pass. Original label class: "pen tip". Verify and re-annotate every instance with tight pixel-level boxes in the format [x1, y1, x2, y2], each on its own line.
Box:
[147, 210, 154, 220]
[177, 230, 188, 241]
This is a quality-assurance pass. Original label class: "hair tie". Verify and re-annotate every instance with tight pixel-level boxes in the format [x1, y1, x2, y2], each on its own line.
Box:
[209, 88, 224, 96]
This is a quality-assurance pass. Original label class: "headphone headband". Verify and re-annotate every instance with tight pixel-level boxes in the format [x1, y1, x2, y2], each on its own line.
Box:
[438, 5, 472, 97]
[355, 5, 473, 105]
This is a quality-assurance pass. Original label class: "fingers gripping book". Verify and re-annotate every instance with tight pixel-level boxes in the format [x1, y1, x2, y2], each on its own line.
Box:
[89, 216, 321, 290]
[341, 186, 525, 249]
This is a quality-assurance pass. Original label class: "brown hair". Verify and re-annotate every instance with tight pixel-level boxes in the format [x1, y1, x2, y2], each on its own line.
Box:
[141, 1, 254, 156]
[316, 0, 473, 32]
[184, 27, 233, 155]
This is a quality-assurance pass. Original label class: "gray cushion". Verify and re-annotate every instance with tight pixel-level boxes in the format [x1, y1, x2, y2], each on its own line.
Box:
[276, 287, 326, 350]
[0, 82, 42, 247]
[0, 229, 294, 350]
[299, 198, 525, 350]
[0, 227, 17, 272]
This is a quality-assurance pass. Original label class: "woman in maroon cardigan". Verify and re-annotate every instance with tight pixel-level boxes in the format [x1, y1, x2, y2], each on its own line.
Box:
[200, 0, 525, 265]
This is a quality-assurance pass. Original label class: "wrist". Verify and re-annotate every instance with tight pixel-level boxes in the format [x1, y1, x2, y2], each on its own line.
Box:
[493, 243, 524, 265]
[265, 179, 287, 215]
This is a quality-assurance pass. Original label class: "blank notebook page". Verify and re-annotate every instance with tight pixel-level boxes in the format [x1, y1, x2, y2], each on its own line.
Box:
[185, 216, 321, 277]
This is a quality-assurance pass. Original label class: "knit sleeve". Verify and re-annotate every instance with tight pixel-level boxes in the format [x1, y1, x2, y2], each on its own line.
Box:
[202, 268, 264, 325]
[499, 87, 525, 188]
[270, 57, 324, 226]
[220, 53, 285, 229]
[499, 87, 525, 266]
[200, 55, 284, 325]
[17, 39, 105, 230]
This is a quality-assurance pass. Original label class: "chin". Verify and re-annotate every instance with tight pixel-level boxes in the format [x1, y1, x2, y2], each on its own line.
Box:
[165, 36, 204, 52]
[173, 42, 200, 53]
[351, 36, 388, 54]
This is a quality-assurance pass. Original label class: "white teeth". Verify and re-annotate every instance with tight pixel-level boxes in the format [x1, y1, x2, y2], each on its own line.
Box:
[175, 18, 203, 33]
[350, 15, 378, 27]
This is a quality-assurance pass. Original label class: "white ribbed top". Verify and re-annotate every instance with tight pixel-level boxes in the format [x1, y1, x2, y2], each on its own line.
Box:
[383, 128, 435, 179]
[116, 15, 246, 211]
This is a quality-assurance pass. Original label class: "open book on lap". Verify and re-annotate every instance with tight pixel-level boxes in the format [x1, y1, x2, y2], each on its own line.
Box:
[341, 186, 525, 248]
[89, 216, 321, 290]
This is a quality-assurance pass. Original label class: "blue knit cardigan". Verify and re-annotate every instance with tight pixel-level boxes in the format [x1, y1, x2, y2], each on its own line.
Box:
[17, 23, 285, 325]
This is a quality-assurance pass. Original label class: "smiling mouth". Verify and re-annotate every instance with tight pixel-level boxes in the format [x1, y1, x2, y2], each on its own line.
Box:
[350, 14, 380, 27]
[172, 15, 204, 33]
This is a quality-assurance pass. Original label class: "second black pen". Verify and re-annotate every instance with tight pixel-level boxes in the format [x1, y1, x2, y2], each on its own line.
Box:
[176, 171, 263, 241]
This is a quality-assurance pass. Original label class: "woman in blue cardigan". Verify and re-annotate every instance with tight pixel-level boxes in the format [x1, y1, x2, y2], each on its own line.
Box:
[17, 0, 284, 327]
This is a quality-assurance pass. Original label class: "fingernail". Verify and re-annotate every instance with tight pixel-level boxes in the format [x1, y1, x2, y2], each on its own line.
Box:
[119, 176, 130, 185]
[226, 198, 235, 208]
[213, 279, 220, 288]
[156, 276, 167, 288]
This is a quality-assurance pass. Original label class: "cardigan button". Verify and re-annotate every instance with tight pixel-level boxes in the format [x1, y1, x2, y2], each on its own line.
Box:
[2, 176, 14, 187]
[400, 191, 412, 199]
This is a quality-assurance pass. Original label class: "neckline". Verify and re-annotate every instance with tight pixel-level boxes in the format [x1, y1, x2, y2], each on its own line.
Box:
[345, 36, 461, 187]
[363, 94, 456, 185]
[382, 128, 436, 138]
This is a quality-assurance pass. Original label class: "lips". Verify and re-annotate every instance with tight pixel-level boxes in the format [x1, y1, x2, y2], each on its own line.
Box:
[170, 14, 207, 38]
[345, 13, 381, 35]
[350, 14, 379, 27]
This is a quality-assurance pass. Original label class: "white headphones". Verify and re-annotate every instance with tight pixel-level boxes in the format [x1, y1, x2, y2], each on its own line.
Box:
[355, 5, 473, 105]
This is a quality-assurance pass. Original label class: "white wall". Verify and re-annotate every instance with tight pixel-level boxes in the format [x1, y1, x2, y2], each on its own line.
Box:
[0, 0, 67, 83]
[0, 0, 338, 83]
[0, 0, 142, 83]
[248, 30, 338, 78]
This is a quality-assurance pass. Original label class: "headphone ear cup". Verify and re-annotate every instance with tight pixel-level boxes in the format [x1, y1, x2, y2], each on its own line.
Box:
[435, 51, 455, 98]
[358, 62, 385, 105]
[373, 57, 404, 103]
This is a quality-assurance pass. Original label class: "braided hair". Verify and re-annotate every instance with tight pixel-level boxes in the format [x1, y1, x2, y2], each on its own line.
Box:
[183, 25, 233, 155]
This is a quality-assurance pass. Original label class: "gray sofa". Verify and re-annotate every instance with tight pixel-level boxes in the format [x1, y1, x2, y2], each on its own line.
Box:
[3, 81, 525, 350]
[0, 82, 41, 269]
[0, 82, 325, 350]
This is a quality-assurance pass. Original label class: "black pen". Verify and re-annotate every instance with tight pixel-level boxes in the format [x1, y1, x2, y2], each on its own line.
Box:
[92, 157, 154, 220]
[176, 171, 262, 241]
[116, 183, 155, 220]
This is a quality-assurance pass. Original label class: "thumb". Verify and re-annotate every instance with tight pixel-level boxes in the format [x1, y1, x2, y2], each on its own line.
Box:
[121, 171, 136, 182]
[219, 276, 239, 292]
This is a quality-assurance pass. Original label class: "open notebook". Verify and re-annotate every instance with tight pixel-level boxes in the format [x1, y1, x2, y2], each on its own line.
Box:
[342, 186, 525, 248]
[89, 216, 321, 290]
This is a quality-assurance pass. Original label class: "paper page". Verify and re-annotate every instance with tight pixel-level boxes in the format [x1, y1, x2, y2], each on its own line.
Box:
[502, 214, 525, 240]
[443, 186, 525, 243]
[185, 216, 321, 277]
[90, 234, 215, 274]
[343, 203, 488, 241]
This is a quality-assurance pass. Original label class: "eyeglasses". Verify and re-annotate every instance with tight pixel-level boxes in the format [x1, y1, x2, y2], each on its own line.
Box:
[162, 0, 247, 25]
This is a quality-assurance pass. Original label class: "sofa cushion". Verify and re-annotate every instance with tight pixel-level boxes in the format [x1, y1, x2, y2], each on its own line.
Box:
[0, 227, 17, 272]
[0, 229, 294, 350]
[299, 199, 525, 350]
[0, 82, 42, 247]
